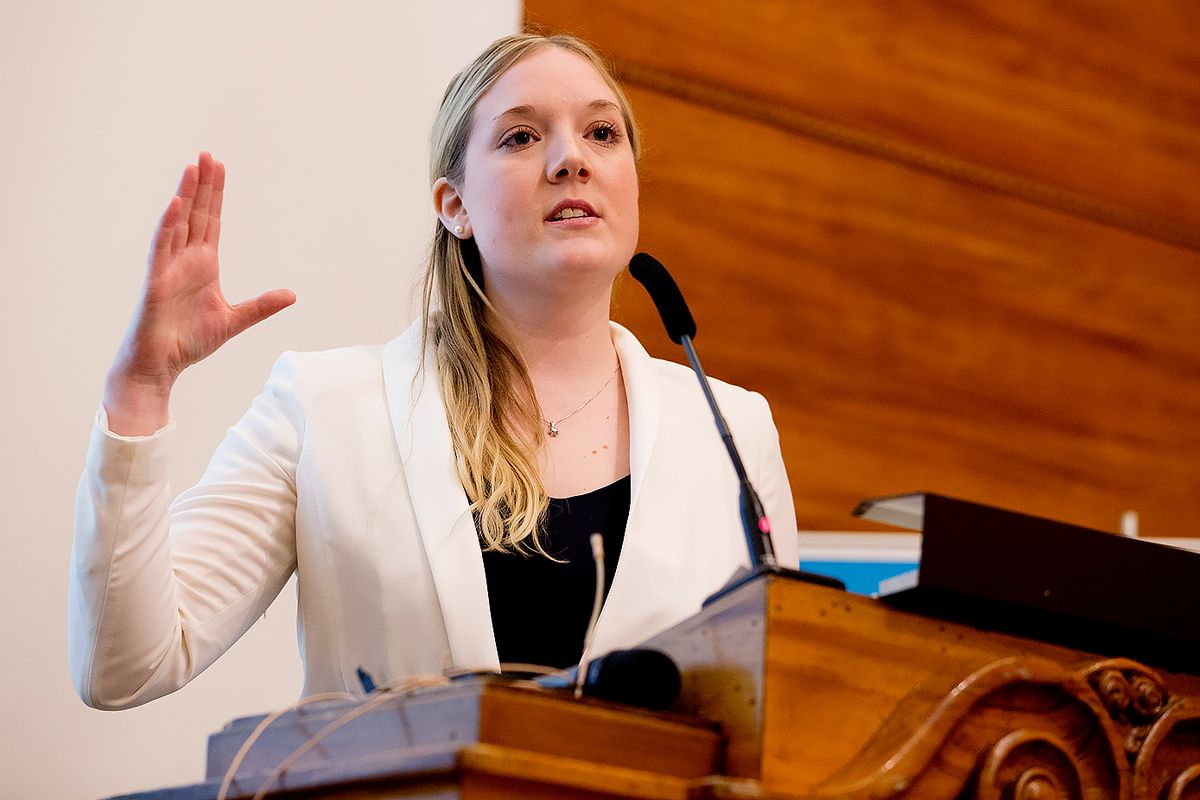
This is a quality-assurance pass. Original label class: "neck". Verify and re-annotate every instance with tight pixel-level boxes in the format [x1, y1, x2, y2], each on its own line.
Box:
[485, 278, 619, 385]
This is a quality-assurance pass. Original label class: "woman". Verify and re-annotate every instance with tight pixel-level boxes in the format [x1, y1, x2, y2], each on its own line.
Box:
[69, 33, 798, 709]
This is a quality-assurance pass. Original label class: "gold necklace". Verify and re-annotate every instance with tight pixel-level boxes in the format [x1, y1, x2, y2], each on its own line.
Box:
[541, 363, 621, 437]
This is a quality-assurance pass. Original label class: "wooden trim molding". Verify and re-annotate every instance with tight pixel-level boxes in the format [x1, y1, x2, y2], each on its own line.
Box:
[615, 61, 1200, 254]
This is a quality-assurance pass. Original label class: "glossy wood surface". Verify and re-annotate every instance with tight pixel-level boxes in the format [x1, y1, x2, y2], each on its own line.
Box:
[643, 574, 1200, 798]
[525, 1, 1200, 534]
[479, 686, 719, 779]
[618, 86, 1200, 534]
[527, 0, 1200, 236]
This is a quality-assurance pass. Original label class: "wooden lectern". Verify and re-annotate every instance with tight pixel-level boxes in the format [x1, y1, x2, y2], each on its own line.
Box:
[646, 573, 1200, 799]
[115, 498, 1200, 800]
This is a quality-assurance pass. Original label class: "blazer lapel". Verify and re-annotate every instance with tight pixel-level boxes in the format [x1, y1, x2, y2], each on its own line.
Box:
[381, 325, 499, 671]
[590, 323, 668, 652]
[379, 321, 666, 668]
[612, 323, 661, 514]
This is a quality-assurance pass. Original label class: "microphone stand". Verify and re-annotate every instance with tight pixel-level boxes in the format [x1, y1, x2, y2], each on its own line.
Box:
[679, 333, 845, 605]
[627, 251, 843, 603]
[679, 333, 776, 570]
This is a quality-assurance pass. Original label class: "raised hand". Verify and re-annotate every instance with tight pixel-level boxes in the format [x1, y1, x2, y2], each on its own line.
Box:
[104, 153, 296, 435]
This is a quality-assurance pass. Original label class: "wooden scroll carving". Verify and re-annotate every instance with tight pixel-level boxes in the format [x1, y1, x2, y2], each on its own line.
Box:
[767, 656, 1199, 799]
[1132, 696, 1200, 800]
[1085, 659, 1169, 756]
[974, 730, 1088, 800]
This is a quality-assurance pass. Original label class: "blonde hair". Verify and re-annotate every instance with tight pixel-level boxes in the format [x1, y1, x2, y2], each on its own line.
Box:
[421, 33, 641, 555]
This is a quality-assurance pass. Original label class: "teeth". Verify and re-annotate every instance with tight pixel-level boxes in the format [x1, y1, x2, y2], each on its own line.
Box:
[552, 207, 589, 220]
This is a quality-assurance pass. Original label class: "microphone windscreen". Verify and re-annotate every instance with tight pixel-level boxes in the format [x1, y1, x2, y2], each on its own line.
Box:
[587, 648, 682, 711]
[628, 253, 697, 345]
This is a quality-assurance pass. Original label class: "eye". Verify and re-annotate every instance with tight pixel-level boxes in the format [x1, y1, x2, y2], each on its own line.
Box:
[499, 126, 538, 150]
[586, 121, 622, 147]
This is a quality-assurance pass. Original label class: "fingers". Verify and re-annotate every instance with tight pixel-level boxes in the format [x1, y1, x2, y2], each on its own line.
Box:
[150, 195, 183, 266]
[228, 289, 297, 338]
[158, 153, 225, 259]
[170, 163, 199, 255]
[206, 159, 225, 247]
[187, 152, 216, 245]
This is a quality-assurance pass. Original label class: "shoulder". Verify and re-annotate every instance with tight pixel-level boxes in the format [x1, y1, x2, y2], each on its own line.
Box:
[612, 322, 771, 421]
[267, 321, 421, 396]
[284, 342, 388, 375]
[268, 343, 387, 393]
[651, 357, 768, 411]
[650, 358, 775, 449]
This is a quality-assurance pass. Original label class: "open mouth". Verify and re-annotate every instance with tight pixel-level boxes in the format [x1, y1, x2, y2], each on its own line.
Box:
[551, 207, 592, 220]
[546, 200, 598, 222]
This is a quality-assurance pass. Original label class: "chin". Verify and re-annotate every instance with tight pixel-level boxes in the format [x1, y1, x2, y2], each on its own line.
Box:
[545, 243, 629, 279]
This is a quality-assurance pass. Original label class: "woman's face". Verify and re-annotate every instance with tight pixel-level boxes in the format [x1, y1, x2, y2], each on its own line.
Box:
[445, 47, 640, 297]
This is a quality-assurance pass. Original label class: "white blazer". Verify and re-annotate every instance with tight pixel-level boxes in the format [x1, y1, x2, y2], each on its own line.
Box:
[69, 322, 798, 709]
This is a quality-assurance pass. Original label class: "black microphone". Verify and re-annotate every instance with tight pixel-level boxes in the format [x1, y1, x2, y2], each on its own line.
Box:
[628, 252, 777, 570]
[535, 648, 682, 711]
[627, 256, 696, 344]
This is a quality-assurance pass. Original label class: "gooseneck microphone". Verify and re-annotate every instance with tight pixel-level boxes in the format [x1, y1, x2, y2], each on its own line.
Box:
[628, 256, 697, 345]
[629, 252, 778, 570]
[535, 648, 682, 711]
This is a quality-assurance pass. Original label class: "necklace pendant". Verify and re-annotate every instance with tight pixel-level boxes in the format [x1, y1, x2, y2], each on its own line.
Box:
[547, 421, 559, 437]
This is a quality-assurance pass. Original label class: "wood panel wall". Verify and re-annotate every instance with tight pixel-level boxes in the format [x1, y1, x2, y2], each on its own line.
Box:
[525, 1, 1200, 535]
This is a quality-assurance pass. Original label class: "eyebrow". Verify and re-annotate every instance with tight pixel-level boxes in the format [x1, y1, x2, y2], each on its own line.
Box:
[491, 99, 621, 123]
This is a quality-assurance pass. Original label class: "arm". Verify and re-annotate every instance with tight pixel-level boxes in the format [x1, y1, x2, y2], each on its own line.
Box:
[69, 153, 298, 708]
[69, 353, 307, 709]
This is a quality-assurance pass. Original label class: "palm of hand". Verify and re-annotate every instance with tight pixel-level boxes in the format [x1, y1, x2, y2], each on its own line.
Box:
[142, 240, 237, 378]
[121, 153, 294, 386]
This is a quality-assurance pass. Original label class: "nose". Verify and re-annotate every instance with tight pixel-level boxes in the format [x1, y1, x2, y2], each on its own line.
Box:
[547, 136, 591, 182]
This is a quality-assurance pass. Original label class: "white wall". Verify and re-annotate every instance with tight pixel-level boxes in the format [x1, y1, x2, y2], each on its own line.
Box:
[0, 2, 520, 797]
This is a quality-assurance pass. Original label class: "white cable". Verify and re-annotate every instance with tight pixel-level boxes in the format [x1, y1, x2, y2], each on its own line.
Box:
[216, 692, 355, 800]
[230, 533, 611, 798]
[574, 532, 606, 698]
[247, 676, 447, 800]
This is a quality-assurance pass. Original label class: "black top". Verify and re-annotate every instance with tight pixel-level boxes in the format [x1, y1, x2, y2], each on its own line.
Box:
[481, 475, 631, 670]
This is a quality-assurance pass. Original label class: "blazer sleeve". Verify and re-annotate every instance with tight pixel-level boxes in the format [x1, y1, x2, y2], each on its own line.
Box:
[68, 352, 307, 709]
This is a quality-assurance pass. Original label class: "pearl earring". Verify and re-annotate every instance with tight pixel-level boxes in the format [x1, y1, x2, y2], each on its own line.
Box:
[453, 224, 465, 237]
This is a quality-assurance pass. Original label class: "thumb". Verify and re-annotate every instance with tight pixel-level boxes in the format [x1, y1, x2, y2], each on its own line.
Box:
[229, 289, 297, 338]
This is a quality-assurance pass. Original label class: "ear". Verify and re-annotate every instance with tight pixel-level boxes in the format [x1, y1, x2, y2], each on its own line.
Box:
[433, 177, 471, 238]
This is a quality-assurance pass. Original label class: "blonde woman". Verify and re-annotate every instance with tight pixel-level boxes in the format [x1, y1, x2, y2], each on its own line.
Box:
[69, 33, 798, 709]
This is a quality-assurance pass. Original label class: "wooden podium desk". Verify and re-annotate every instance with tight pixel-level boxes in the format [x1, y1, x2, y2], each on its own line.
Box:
[114, 676, 723, 800]
[112, 574, 1200, 800]
[645, 573, 1200, 799]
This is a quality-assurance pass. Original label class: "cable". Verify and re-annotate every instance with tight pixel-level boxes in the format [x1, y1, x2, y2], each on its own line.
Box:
[574, 533, 606, 699]
[216, 692, 355, 800]
[223, 531, 613, 800]
[250, 676, 448, 800]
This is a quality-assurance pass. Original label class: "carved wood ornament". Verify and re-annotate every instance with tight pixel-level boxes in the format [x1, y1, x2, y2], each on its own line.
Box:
[794, 657, 1199, 800]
